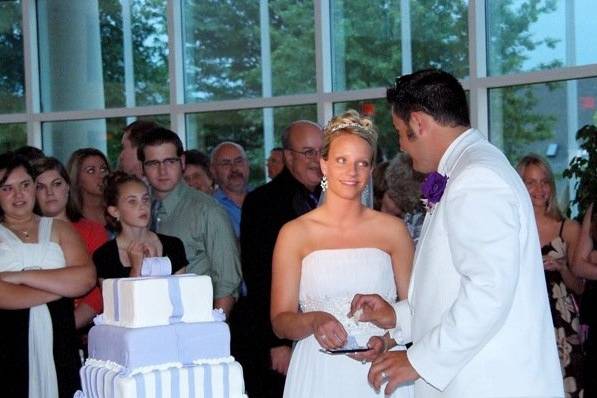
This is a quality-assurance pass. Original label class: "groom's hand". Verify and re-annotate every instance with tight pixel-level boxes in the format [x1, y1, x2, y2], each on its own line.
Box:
[368, 351, 419, 395]
[349, 294, 396, 329]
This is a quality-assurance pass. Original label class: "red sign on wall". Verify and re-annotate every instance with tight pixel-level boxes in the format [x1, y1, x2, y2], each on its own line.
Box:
[580, 96, 595, 110]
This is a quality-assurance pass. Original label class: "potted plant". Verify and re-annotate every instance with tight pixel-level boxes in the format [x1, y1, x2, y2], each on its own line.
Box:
[563, 124, 597, 218]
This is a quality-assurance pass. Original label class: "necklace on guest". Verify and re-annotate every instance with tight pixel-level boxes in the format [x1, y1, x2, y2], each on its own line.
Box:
[3, 215, 38, 241]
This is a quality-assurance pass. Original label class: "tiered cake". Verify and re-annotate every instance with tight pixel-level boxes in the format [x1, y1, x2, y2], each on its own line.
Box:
[76, 274, 246, 398]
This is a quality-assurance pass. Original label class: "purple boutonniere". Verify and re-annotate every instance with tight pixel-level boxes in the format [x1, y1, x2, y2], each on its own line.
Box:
[421, 172, 449, 212]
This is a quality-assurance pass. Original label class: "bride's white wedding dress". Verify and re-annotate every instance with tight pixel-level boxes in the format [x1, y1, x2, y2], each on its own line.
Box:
[283, 248, 414, 398]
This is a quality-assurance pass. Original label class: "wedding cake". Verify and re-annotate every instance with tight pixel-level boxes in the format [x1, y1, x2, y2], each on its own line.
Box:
[76, 274, 246, 398]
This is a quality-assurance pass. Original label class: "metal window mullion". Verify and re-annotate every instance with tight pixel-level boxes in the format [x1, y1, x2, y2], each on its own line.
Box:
[122, 0, 136, 117]
[315, 0, 333, 125]
[0, 113, 28, 123]
[167, 0, 186, 145]
[468, 0, 489, 138]
[260, 0, 274, 165]
[476, 64, 597, 89]
[400, 0, 412, 75]
[21, 0, 41, 147]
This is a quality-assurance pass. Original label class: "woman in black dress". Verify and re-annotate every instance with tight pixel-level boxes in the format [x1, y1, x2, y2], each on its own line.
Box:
[517, 154, 585, 397]
[93, 172, 187, 279]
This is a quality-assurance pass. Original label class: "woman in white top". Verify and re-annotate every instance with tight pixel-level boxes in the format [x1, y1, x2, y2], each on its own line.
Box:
[0, 153, 95, 398]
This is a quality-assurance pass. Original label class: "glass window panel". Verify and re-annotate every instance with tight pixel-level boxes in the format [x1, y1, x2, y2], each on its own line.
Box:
[269, 1, 316, 96]
[37, 0, 169, 112]
[0, 0, 25, 113]
[489, 77, 597, 207]
[486, 0, 597, 76]
[0, 123, 27, 153]
[42, 115, 169, 167]
[186, 105, 317, 186]
[331, 0, 468, 92]
[182, 0, 315, 102]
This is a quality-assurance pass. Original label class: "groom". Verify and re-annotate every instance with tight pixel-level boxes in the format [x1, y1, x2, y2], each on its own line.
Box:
[351, 69, 563, 397]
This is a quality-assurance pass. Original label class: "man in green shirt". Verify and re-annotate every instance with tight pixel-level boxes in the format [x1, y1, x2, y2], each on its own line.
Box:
[138, 127, 242, 315]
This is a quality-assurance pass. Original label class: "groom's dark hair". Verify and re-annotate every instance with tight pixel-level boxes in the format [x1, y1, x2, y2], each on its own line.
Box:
[387, 69, 470, 129]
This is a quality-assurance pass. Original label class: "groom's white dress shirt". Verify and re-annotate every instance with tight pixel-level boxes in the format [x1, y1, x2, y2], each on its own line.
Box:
[393, 129, 563, 397]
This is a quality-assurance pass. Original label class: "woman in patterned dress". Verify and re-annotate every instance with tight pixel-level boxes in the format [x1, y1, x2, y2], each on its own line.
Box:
[517, 154, 585, 397]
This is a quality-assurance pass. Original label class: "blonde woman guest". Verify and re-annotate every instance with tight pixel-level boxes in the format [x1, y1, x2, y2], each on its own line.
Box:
[517, 154, 584, 397]
[67, 148, 110, 227]
[0, 153, 95, 398]
[271, 110, 414, 397]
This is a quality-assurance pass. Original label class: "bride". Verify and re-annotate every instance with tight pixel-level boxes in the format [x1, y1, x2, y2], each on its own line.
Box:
[271, 110, 414, 397]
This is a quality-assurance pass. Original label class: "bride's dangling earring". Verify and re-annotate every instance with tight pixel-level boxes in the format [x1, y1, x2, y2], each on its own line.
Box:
[320, 175, 328, 192]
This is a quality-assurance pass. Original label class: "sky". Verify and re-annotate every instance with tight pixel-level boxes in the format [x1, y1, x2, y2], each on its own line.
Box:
[520, 0, 597, 70]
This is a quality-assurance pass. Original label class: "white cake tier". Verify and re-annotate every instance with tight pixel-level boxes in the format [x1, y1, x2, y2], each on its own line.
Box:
[102, 274, 213, 328]
[78, 358, 246, 398]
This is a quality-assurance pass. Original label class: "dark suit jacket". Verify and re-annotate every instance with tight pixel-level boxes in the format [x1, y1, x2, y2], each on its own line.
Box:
[239, 168, 321, 351]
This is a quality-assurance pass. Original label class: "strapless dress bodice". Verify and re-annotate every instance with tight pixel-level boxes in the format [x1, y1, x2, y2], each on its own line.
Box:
[299, 248, 396, 337]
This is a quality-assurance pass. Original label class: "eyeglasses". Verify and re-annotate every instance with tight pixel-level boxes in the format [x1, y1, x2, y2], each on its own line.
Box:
[216, 157, 247, 168]
[143, 157, 181, 169]
[287, 148, 321, 160]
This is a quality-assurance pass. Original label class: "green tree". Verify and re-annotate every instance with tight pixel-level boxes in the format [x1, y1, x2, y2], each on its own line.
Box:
[99, 0, 169, 108]
[1, 0, 563, 175]
[486, 0, 560, 162]
[0, 1, 27, 152]
[182, 0, 317, 186]
[332, 0, 469, 159]
[0, 1, 24, 113]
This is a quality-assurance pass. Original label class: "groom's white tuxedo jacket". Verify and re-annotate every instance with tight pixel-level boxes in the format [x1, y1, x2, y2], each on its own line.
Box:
[394, 129, 563, 397]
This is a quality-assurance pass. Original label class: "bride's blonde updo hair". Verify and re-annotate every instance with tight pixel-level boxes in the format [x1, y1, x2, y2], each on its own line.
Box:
[322, 109, 378, 163]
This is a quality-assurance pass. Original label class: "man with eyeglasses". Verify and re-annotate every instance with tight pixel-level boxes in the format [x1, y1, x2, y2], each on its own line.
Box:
[210, 142, 250, 238]
[137, 127, 242, 316]
[231, 120, 323, 398]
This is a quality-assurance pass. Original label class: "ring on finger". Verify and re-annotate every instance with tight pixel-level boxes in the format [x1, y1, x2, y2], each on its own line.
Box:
[381, 371, 388, 382]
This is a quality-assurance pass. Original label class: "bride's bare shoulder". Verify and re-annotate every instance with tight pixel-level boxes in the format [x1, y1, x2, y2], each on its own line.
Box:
[366, 208, 406, 226]
[279, 209, 317, 236]
[362, 209, 411, 239]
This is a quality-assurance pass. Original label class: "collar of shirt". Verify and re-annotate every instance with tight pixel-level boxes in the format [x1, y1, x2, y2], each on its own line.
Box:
[152, 180, 188, 217]
[436, 128, 481, 176]
[213, 187, 248, 209]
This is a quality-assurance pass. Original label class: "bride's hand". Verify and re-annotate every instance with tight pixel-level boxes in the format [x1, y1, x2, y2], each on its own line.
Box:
[311, 311, 347, 350]
[348, 335, 386, 363]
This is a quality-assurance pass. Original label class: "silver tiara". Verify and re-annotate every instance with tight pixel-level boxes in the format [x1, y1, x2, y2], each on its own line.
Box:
[327, 122, 364, 134]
